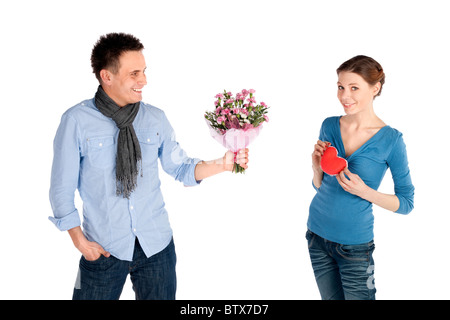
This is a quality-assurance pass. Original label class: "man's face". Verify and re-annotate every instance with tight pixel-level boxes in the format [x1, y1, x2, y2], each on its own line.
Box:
[102, 50, 147, 107]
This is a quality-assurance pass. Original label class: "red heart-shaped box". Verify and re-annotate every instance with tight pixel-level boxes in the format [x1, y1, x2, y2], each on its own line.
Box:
[320, 146, 347, 175]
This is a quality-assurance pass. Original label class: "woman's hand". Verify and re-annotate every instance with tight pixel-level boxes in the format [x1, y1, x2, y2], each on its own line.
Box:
[335, 168, 370, 198]
[336, 167, 401, 212]
[312, 140, 330, 172]
[312, 140, 330, 189]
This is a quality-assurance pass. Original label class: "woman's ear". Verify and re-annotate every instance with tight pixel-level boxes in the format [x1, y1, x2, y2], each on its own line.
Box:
[373, 81, 381, 96]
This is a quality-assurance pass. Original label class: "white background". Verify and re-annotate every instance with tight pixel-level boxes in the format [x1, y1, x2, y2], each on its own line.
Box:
[1, 0, 449, 300]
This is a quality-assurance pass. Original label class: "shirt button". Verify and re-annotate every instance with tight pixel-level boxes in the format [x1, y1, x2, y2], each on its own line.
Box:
[133, 228, 137, 232]
[147, 138, 151, 142]
[99, 143, 103, 147]
[130, 206, 134, 210]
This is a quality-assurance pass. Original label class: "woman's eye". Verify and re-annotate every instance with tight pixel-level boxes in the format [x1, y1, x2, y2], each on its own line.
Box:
[338, 85, 344, 90]
[351, 86, 359, 91]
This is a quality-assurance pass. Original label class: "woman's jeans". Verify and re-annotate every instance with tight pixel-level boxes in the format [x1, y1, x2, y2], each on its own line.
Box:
[306, 230, 376, 300]
[73, 238, 176, 300]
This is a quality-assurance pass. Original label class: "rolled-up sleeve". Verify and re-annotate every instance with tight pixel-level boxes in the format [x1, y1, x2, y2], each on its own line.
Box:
[158, 111, 201, 187]
[49, 113, 82, 231]
[387, 134, 415, 214]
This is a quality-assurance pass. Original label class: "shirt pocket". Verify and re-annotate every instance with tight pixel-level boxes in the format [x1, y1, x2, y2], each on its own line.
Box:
[137, 131, 159, 165]
[86, 136, 116, 169]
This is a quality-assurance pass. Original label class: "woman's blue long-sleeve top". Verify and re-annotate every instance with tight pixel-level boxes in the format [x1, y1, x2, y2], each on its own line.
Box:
[307, 116, 415, 245]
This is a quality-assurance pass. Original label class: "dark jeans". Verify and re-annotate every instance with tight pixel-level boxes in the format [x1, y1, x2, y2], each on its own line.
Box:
[306, 230, 376, 300]
[73, 238, 176, 300]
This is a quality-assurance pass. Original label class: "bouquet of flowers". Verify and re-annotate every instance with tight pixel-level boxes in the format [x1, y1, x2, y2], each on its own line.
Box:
[204, 89, 269, 173]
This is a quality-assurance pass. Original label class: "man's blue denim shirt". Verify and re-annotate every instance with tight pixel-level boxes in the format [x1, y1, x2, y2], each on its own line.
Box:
[49, 98, 201, 261]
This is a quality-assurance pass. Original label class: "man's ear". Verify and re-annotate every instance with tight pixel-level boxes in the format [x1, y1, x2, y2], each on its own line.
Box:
[100, 69, 112, 85]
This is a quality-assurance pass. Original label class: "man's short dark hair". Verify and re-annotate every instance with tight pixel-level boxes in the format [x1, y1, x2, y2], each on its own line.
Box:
[91, 33, 144, 82]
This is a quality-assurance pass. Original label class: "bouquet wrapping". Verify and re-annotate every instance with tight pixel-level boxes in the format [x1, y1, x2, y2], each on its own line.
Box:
[204, 89, 269, 173]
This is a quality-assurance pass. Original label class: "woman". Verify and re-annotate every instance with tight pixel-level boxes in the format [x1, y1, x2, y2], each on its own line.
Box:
[306, 55, 414, 300]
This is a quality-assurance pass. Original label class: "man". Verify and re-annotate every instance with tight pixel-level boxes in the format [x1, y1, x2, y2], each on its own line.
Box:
[49, 33, 248, 300]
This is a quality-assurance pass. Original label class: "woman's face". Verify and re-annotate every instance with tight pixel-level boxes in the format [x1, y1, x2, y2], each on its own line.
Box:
[337, 71, 380, 115]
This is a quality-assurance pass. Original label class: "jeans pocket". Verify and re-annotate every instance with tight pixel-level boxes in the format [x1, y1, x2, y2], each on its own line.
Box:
[305, 229, 316, 249]
[80, 254, 114, 272]
[337, 242, 374, 262]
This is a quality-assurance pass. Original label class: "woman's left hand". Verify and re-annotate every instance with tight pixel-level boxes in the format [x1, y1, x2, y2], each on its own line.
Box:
[336, 167, 401, 212]
[335, 168, 370, 198]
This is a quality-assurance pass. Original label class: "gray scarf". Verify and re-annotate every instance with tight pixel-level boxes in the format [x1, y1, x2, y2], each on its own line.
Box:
[95, 85, 142, 199]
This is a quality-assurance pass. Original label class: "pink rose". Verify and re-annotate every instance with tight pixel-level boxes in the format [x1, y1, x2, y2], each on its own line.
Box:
[263, 115, 269, 122]
[249, 89, 256, 94]
[217, 116, 226, 124]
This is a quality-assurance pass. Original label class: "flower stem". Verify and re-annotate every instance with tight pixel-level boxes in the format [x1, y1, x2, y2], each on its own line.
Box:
[233, 163, 245, 174]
